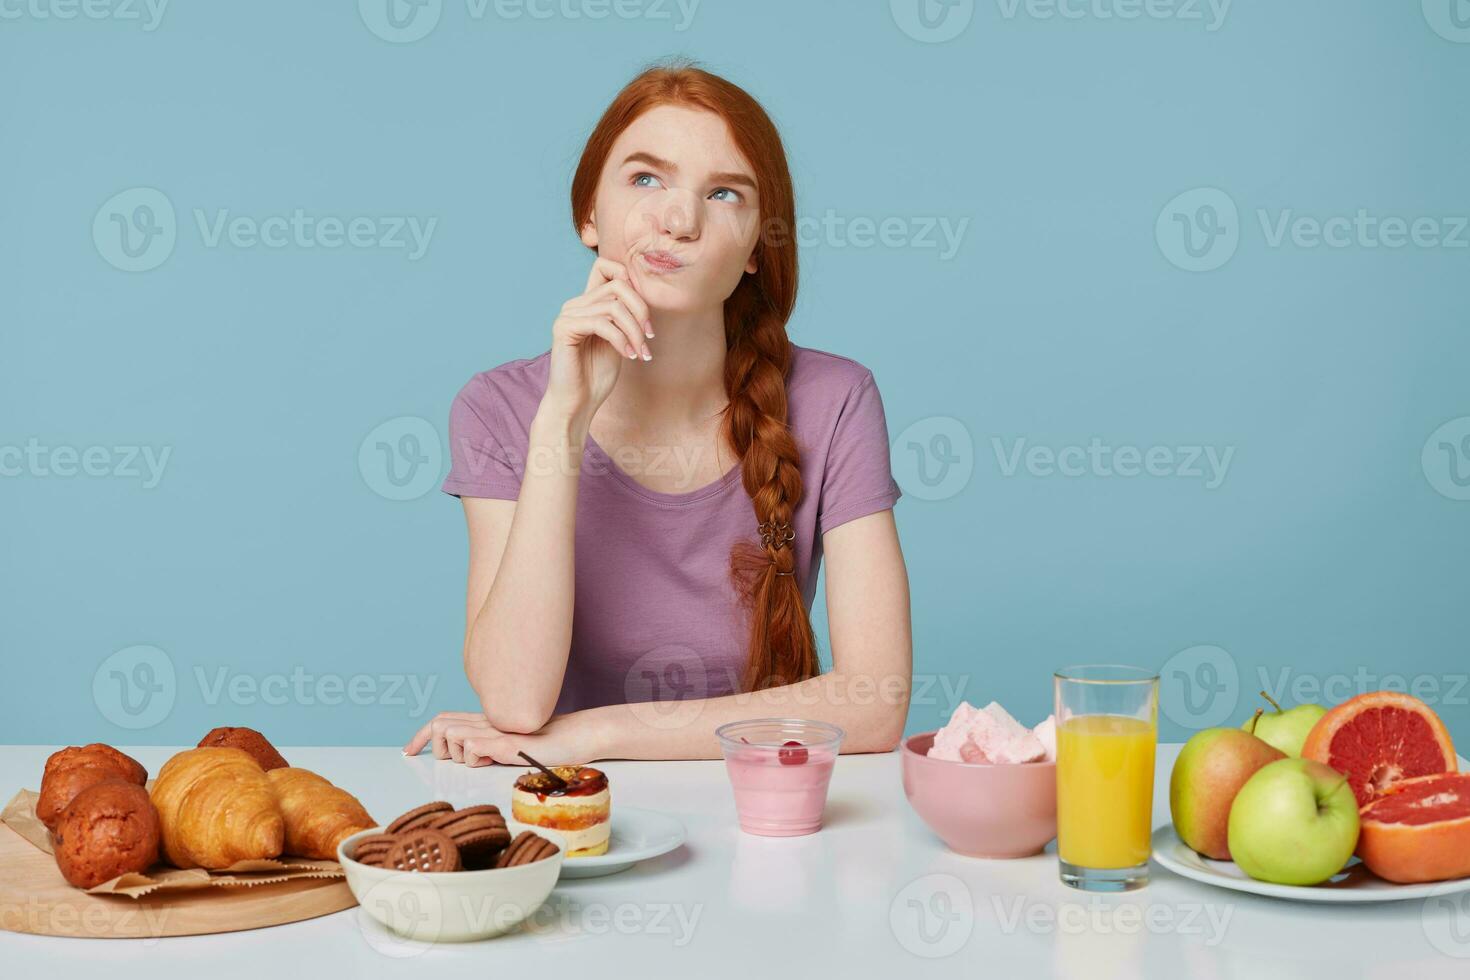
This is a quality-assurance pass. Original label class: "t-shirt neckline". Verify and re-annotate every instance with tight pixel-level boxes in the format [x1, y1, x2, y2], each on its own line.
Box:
[582, 433, 745, 505]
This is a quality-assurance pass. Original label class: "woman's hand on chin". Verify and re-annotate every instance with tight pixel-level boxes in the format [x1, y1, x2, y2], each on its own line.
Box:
[404, 711, 507, 762]
[460, 712, 605, 768]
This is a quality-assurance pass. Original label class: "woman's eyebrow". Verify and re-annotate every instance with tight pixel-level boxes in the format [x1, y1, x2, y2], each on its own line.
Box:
[621, 151, 756, 191]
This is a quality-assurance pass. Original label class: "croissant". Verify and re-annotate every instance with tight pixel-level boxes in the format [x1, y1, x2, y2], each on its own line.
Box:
[266, 767, 375, 860]
[149, 747, 284, 869]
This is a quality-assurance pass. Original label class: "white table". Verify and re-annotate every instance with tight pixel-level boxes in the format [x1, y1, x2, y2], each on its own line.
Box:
[2, 744, 1464, 978]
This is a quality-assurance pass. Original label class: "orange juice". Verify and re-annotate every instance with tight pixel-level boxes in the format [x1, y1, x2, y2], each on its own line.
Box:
[1056, 714, 1157, 868]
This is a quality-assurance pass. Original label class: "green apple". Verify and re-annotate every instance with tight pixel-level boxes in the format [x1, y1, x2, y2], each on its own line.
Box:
[1170, 723, 1285, 860]
[1227, 758, 1360, 886]
[1241, 691, 1327, 758]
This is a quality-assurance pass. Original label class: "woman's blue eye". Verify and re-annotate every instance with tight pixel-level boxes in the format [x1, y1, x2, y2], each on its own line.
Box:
[633, 172, 742, 204]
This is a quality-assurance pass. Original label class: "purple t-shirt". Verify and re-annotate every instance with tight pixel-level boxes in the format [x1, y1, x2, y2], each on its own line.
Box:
[441, 344, 901, 714]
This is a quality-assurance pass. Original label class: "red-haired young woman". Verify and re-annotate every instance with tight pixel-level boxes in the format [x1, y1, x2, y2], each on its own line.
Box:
[406, 61, 912, 764]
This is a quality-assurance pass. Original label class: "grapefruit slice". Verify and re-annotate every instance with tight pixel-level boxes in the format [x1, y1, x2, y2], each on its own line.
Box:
[1358, 772, 1470, 883]
[1300, 691, 1457, 807]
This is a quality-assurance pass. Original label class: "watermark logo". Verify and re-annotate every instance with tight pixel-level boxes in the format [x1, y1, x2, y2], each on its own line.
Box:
[1423, 0, 1470, 43]
[1422, 882, 1470, 958]
[890, 0, 974, 43]
[93, 645, 176, 729]
[356, 873, 443, 956]
[93, 187, 177, 272]
[95, 188, 436, 271]
[994, 0, 1230, 30]
[891, 416, 974, 501]
[769, 211, 969, 259]
[889, 873, 974, 957]
[359, 0, 442, 42]
[1259, 666, 1467, 709]
[993, 896, 1233, 943]
[0, 440, 171, 488]
[1423, 416, 1470, 502]
[359, 416, 443, 500]
[0, 898, 171, 943]
[1159, 644, 1238, 729]
[1161, 188, 1468, 271]
[1156, 187, 1239, 272]
[193, 665, 438, 717]
[624, 645, 710, 731]
[520, 896, 702, 945]
[0, 0, 169, 30]
[992, 437, 1234, 489]
[360, 0, 698, 40]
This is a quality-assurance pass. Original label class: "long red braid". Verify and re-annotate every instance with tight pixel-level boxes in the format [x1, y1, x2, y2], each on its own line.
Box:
[570, 60, 818, 692]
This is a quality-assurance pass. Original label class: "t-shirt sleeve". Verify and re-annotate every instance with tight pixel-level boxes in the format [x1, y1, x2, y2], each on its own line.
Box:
[441, 375, 525, 500]
[816, 372, 902, 536]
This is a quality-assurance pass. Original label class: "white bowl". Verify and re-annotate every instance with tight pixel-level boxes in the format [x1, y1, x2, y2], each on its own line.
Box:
[338, 821, 564, 943]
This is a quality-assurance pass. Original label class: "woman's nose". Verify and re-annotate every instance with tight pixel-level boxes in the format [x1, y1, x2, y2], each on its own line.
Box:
[653, 187, 700, 239]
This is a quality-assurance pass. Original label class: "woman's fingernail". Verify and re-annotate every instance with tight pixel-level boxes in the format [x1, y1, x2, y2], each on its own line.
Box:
[641, 344, 652, 361]
[643, 320, 654, 338]
[626, 346, 637, 359]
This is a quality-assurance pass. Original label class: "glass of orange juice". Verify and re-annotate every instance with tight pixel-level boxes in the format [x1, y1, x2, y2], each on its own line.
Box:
[1054, 664, 1159, 892]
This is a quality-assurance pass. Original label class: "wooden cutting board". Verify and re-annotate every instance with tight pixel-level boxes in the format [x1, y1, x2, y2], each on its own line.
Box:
[0, 822, 357, 939]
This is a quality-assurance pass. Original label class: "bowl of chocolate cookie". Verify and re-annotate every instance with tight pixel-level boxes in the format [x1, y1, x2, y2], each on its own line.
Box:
[339, 801, 565, 942]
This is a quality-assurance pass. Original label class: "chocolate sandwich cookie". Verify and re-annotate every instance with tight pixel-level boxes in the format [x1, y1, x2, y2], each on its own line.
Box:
[493, 830, 558, 868]
[430, 806, 512, 869]
[352, 832, 400, 867]
[386, 801, 454, 835]
[383, 829, 462, 873]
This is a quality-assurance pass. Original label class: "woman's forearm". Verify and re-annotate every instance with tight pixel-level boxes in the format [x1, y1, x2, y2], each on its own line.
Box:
[466, 403, 589, 732]
[583, 669, 912, 761]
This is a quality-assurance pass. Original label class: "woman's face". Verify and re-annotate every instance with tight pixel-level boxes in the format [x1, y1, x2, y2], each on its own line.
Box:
[581, 104, 762, 314]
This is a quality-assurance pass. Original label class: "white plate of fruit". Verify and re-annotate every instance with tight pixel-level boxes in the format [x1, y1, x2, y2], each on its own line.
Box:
[1156, 690, 1470, 903]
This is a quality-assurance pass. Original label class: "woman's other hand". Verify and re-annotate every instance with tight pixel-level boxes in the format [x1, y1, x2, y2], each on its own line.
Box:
[404, 711, 506, 762]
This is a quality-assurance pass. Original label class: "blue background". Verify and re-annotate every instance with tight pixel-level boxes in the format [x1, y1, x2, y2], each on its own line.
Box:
[2, 1, 1467, 748]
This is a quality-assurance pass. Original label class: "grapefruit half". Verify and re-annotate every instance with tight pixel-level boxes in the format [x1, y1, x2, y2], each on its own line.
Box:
[1357, 772, 1470, 883]
[1300, 691, 1457, 807]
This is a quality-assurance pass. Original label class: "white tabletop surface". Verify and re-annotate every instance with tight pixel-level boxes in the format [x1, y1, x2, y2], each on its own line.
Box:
[2, 743, 1467, 979]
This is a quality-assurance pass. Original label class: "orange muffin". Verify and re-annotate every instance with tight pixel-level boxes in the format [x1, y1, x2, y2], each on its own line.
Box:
[511, 766, 610, 857]
[52, 780, 161, 889]
[43, 744, 147, 784]
[39, 745, 148, 832]
[197, 727, 289, 771]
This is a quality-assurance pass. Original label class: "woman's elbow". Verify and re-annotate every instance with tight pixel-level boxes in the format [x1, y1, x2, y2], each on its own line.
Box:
[468, 672, 552, 734]
[484, 705, 550, 735]
[850, 698, 909, 753]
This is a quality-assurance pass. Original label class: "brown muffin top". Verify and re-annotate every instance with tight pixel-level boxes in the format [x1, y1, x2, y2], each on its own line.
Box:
[196, 727, 289, 770]
[52, 780, 161, 890]
[44, 744, 147, 785]
[38, 764, 128, 832]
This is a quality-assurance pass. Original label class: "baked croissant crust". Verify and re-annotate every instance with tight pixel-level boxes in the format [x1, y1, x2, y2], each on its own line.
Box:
[266, 767, 375, 859]
[149, 747, 284, 869]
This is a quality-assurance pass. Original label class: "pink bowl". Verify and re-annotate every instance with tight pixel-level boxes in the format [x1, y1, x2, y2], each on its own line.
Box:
[901, 731, 1057, 858]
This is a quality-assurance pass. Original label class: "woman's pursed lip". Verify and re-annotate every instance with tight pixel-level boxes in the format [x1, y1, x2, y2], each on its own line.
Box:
[641, 251, 685, 271]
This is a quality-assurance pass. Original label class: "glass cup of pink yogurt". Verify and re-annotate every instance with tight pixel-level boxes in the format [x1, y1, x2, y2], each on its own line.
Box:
[716, 718, 844, 837]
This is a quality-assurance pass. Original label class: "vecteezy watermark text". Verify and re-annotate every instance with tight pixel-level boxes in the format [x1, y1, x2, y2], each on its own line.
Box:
[0, 0, 168, 30]
[93, 187, 437, 272]
[0, 439, 171, 488]
[358, 0, 700, 43]
[992, 437, 1235, 489]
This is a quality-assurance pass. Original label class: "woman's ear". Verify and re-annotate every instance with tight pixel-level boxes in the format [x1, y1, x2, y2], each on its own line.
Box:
[745, 247, 758, 275]
[579, 212, 599, 249]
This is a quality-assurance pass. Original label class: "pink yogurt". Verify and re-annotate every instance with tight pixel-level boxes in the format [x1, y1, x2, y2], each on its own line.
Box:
[716, 719, 844, 836]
